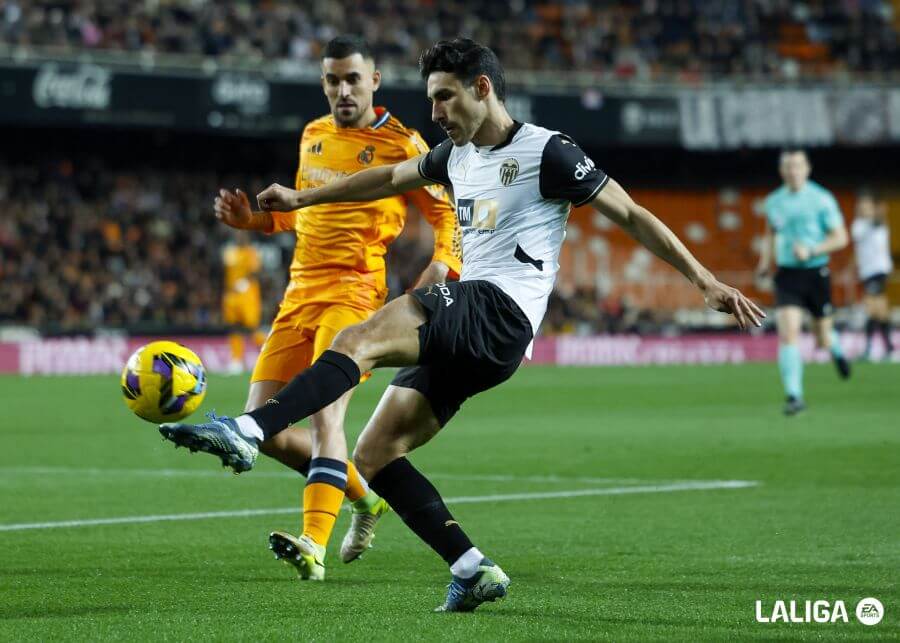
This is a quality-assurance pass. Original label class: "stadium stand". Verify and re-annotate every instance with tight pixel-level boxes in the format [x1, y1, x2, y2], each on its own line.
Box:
[1, 0, 897, 79]
[1, 2, 898, 337]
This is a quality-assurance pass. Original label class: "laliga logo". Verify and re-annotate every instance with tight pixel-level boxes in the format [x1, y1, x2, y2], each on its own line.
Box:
[755, 598, 883, 626]
[33, 63, 111, 110]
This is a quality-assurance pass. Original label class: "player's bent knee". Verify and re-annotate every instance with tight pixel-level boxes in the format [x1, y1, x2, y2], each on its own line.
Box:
[352, 441, 399, 481]
[330, 323, 369, 361]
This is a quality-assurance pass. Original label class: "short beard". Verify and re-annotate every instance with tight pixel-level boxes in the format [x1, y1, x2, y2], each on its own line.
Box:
[333, 107, 363, 127]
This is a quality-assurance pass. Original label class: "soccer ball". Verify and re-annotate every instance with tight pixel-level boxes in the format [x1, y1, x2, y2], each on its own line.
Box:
[121, 341, 207, 423]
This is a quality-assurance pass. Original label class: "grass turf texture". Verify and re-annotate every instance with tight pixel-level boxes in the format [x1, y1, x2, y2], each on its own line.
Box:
[1, 363, 897, 641]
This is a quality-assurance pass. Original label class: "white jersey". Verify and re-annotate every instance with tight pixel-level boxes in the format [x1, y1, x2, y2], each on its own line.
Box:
[418, 121, 608, 337]
[851, 217, 893, 280]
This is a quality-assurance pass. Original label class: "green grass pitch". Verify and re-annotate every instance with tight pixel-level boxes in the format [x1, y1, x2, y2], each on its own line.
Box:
[1, 363, 897, 641]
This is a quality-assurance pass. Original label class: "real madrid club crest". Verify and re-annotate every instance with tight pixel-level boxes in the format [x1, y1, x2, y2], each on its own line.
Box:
[500, 158, 519, 186]
[357, 145, 376, 165]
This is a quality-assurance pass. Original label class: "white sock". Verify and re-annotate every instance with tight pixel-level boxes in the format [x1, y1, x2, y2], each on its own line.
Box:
[449, 547, 484, 579]
[234, 414, 264, 443]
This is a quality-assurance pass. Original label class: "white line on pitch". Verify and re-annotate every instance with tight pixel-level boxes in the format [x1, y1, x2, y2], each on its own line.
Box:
[0, 465, 652, 485]
[0, 480, 759, 533]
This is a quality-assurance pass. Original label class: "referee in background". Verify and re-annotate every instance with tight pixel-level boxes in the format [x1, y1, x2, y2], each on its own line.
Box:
[757, 149, 852, 416]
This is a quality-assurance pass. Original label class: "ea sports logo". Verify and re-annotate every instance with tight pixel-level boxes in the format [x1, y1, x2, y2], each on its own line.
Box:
[856, 598, 883, 626]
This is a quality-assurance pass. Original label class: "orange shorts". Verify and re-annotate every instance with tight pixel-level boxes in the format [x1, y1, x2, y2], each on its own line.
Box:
[250, 300, 379, 383]
[223, 290, 262, 330]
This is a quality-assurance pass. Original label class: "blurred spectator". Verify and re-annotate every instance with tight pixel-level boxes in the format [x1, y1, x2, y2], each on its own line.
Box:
[539, 287, 674, 336]
[0, 1, 897, 80]
[0, 158, 283, 332]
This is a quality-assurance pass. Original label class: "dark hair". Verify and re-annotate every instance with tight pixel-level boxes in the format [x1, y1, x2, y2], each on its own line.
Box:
[780, 148, 808, 159]
[322, 35, 373, 61]
[419, 38, 506, 101]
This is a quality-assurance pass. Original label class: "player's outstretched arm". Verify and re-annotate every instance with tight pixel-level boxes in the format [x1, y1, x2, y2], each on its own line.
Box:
[256, 156, 430, 212]
[593, 178, 766, 329]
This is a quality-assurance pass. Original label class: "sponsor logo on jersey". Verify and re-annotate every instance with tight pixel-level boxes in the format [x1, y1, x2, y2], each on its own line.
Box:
[574, 155, 596, 181]
[456, 198, 498, 232]
[357, 145, 376, 164]
[303, 166, 351, 186]
[307, 141, 323, 155]
[499, 158, 519, 186]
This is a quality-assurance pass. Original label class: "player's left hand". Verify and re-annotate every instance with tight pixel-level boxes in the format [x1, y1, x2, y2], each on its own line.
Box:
[793, 243, 811, 261]
[701, 280, 766, 330]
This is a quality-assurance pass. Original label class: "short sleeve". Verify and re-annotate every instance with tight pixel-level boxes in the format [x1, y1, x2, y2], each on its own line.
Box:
[539, 134, 608, 206]
[762, 196, 774, 226]
[268, 210, 296, 234]
[417, 138, 452, 187]
[820, 191, 843, 231]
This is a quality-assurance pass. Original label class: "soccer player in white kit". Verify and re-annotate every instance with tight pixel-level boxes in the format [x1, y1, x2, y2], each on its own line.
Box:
[851, 192, 894, 360]
[161, 38, 764, 612]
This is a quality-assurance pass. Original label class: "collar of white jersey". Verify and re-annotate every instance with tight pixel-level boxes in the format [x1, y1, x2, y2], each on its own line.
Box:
[474, 120, 524, 154]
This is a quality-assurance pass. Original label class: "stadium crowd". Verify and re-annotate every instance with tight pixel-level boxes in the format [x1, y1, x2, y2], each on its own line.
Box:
[0, 158, 670, 336]
[0, 160, 263, 332]
[1, 0, 897, 79]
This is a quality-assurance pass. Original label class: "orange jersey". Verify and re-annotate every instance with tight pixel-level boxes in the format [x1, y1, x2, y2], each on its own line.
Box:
[268, 108, 461, 307]
[223, 244, 261, 295]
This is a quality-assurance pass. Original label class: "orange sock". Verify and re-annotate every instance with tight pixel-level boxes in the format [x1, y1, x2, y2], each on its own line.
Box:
[345, 461, 369, 502]
[228, 333, 244, 362]
[302, 457, 348, 546]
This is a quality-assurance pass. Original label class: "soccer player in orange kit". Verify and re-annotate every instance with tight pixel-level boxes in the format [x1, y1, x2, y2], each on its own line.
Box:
[211, 36, 460, 581]
[221, 231, 266, 374]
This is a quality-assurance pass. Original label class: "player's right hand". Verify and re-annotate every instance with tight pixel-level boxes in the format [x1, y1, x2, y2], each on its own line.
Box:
[214, 188, 253, 229]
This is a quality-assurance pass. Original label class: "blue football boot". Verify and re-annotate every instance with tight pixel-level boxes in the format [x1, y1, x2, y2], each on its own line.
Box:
[434, 558, 510, 612]
[159, 412, 258, 473]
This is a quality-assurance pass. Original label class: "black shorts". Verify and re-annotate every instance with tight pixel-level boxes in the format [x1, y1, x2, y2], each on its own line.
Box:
[862, 273, 888, 296]
[391, 280, 533, 426]
[774, 266, 833, 318]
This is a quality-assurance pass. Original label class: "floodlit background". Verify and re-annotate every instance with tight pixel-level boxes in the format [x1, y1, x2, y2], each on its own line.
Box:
[0, 2, 897, 639]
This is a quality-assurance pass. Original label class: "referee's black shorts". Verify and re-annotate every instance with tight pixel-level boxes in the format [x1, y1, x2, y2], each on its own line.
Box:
[774, 266, 833, 318]
[391, 280, 533, 426]
[862, 273, 888, 296]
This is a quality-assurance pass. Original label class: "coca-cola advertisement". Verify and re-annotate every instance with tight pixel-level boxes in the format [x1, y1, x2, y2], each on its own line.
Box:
[32, 63, 112, 110]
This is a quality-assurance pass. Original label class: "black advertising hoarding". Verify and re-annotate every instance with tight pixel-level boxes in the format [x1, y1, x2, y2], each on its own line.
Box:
[1, 60, 898, 149]
[1, 62, 327, 134]
[0, 61, 679, 146]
